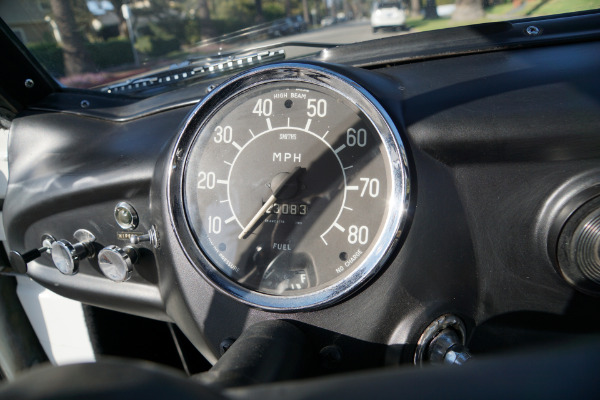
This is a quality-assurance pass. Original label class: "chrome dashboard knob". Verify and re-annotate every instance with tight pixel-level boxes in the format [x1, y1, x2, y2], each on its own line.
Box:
[50, 229, 96, 275]
[98, 245, 138, 282]
[51, 240, 91, 275]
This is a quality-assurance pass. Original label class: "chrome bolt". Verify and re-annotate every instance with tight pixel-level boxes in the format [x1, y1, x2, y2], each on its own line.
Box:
[24, 79, 34, 88]
[525, 25, 540, 36]
[80, 100, 90, 108]
[414, 314, 469, 366]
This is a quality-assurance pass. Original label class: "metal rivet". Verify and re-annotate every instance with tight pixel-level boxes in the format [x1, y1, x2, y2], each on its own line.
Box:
[525, 25, 540, 36]
[206, 84, 216, 93]
[80, 100, 90, 108]
[24, 79, 34, 88]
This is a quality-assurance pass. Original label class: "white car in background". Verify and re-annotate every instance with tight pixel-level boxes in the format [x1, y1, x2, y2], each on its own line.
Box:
[371, 1, 407, 33]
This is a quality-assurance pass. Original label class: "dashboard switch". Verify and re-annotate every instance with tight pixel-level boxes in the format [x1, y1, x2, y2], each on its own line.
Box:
[51, 230, 96, 275]
[129, 225, 159, 248]
[98, 245, 139, 282]
[9, 247, 49, 274]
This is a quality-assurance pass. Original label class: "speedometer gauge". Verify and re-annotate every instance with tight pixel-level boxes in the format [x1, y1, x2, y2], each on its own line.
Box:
[169, 63, 409, 310]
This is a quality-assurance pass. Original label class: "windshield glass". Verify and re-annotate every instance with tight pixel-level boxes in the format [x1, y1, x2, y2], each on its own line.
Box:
[377, 2, 403, 9]
[1, 0, 598, 94]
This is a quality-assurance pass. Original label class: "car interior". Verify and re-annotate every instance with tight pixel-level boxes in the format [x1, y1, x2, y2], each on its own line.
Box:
[0, 6, 599, 399]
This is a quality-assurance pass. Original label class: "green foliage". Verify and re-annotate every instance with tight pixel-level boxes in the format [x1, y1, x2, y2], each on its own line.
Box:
[135, 35, 180, 57]
[208, 0, 286, 35]
[434, 0, 509, 5]
[89, 38, 134, 68]
[407, 0, 600, 33]
[531, 0, 600, 14]
[134, 36, 153, 54]
[143, 19, 184, 41]
[262, 2, 286, 20]
[28, 42, 64, 76]
[183, 19, 203, 44]
[135, 20, 182, 57]
[28, 39, 135, 77]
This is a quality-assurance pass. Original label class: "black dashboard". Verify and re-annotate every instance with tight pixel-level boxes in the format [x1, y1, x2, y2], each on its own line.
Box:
[3, 9, 600, 380]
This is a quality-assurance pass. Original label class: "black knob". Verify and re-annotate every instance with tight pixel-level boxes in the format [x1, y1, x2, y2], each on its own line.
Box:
[9, 247, 48, 274]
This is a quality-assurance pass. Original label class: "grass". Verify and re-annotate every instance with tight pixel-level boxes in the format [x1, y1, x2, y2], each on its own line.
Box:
[406, 17, 460, 31]
[532, 0, 600, 14]
[485, 3, 517, 16]
[407, 0, 600, 33]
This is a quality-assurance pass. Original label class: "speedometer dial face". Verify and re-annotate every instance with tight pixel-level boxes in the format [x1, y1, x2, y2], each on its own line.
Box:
[170, 64, 409, 310]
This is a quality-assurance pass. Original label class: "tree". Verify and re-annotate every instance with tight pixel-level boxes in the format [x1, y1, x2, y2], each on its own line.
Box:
[452, 0, 485, 21]
[342, 0, 351, 18]
[352, 0, 368, 18]
[197, 0, 215, 39]
[285, 0, 292, 17]
[109, 0, 128, 37]
[302, 0, 310, 24]
[424, 0, 438, 19]
[411, 0, 421, 18]
[49, 0, 95, 76]
[255, 0, 264, 23]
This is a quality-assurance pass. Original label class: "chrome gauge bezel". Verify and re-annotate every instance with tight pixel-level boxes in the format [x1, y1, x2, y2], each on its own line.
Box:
[168, 63, 410, 311]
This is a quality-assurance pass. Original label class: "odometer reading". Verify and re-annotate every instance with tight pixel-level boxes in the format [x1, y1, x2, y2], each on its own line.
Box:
[266, 203, 308, 216]
[172, 65, 409, 310]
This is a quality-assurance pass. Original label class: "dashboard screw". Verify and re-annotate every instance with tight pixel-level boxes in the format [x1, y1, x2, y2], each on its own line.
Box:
[319, 345, 342, 370]
[219, 337, 236, 356]
[525, 25, 540, 36]
[24, 79, 34, 88]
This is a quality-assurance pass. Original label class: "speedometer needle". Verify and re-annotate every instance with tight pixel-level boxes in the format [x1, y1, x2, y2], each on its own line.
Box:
[238, 194, 277, 240]
[238, 167, 304, 240]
